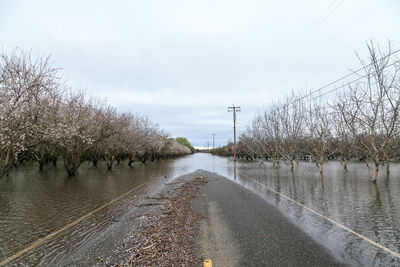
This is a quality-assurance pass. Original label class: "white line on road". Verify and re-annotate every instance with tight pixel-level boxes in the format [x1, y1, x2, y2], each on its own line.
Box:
[240, 173, 400, 259]
[0, 179, 151, 266]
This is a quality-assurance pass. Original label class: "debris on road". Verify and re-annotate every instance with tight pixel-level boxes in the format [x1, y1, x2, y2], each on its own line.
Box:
[127, 176, 207, 266]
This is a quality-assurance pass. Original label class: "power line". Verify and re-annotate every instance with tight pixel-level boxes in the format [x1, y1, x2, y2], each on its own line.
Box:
[307, 60, 400, 106]
[236, 120, 249, 128]
[269, 0, 384, 92]
[306, 76, 365, 104]
[283, 0, 344, 63]
[287, 47, 400, 106]
[245, 1, 345, 97]
[305, 60, 400, 104]
[284, 0, 384, 78]
[256, 59, 400, 120]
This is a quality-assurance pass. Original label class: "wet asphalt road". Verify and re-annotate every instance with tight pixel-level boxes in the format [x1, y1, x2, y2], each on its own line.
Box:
[59, 169, 342, 266]
[193, 171, 343, 267]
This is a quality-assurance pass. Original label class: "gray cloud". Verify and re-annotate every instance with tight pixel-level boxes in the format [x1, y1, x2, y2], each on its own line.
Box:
[1, 0, 399, 146]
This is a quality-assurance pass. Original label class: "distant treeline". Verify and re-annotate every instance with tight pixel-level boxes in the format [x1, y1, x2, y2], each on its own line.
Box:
[0, 49, 192, 178]
[215, 42, 400, 183]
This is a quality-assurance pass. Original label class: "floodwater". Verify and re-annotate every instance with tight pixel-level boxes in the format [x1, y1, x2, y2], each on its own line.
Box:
[0, 153, 399, 266]
[234, 159, 400, 266]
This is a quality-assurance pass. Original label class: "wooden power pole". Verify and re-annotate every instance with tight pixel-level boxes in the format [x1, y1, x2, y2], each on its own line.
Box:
[228, 105, 240, 162]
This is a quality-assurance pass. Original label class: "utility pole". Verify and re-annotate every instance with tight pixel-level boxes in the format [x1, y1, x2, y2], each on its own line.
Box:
[212, 134, 216, 155]
[228, 105, 240, 162]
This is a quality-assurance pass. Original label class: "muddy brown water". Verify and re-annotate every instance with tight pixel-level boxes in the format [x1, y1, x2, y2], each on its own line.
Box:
[0, 153, 399, 266]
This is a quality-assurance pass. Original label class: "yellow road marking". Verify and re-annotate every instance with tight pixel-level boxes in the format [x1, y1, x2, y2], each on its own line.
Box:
[203, 259, 212, 267]
[0, 179, 151, 266]
[240, 173, 400, 259]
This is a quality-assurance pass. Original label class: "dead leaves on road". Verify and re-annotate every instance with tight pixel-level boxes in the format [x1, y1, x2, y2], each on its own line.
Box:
[128, 176, 207, 266]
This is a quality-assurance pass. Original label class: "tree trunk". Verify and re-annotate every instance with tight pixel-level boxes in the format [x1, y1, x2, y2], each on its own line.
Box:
[0, 166, 12, 180]
[371, 162, 379, 183]
[272, 158, 276, 168]
[318, 156, 325, 177]
[106, 155, 115, 171]
[92, 159, 98, 167]
[0, 149, 14, 179]
[63, 156, 82, 177]
[128, 157, 134, 167]
[384, 151, 390, 175]
[386, 162, 390, 175]
[64, 162, 80, 177]
[39, 160, 45, 171]
[290, 160, 294, 172]
[107, 161, 113, 170]
[343, 160, 348, 171]
[137, 155, 148, 165]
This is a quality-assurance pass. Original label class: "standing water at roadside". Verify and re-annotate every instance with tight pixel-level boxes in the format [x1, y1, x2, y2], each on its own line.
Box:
[234, 159, 400, 266]
[1, 153, 399, 266]
[0, 153, 231, 265]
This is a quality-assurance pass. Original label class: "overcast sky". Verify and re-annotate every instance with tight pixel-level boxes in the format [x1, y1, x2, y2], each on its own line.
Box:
[1, 0, 399, 147]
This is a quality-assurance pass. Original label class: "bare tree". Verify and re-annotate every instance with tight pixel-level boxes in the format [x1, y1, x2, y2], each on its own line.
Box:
[277, 96, 304, 171]
[333, 110, 358, 171]
[337, 41, 400, 182]
[305, 99, 335, 175]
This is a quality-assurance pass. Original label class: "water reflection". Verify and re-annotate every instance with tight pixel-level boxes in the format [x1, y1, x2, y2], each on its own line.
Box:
[233, 160, 400, 266]
[0, 154, 400, 266]
[233, 161, 237, 181]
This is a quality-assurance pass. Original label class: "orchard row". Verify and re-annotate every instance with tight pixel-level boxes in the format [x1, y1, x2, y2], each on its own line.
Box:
[0, 49, 192, 178]
[216, 42, 400, 183]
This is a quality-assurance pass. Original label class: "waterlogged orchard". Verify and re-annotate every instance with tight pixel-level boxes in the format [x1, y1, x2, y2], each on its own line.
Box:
[217, 42, 400, 183]
[0, 49, 192, 178]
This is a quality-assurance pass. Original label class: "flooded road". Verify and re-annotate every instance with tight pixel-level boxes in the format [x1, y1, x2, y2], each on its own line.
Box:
[0, 153, 399, 266]
[234, 159, 400, 266]
[0, 154, 232, 265]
